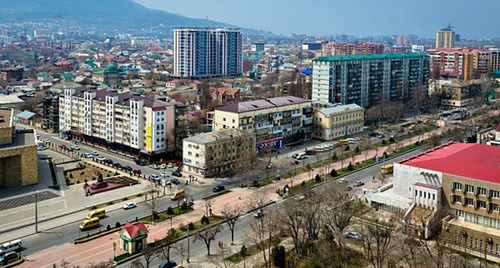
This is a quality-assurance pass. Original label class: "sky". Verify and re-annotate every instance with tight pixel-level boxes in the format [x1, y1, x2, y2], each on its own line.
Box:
[134, 0, 500, 39]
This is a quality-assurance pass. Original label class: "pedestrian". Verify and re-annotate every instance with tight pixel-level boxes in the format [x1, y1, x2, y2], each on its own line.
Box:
[238, 194, 241, 200]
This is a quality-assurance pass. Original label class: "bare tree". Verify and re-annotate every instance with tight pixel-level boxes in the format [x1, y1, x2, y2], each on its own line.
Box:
[322, 184, 355, 249]
[361, 222, 395, 268]
[143, 183, 162, 224]
[223, 204, 243, 245]
[157, 228, 180, 263]
[196, 224, 223, 255]
[131, 246, 159, 268]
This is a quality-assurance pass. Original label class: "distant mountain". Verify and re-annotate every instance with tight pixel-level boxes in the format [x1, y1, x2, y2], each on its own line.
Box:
[0, 0, 232, 32]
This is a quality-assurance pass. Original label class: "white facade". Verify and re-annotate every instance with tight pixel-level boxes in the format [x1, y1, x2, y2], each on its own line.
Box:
[393, 162, 443, 199]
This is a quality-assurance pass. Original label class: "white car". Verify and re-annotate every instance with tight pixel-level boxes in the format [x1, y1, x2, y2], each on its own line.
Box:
[90, 151, 99, 156]
[149, 164, 159, 169]
[45, 139, 51, 144]
[72, 145, 80, 150]
[266, 163, 275, 169]
[97, 156, 106, 161]
[160, 163, 167, 169]
[84, 153, 93, 158]
[160, 171, 170, 177]
[337, 178, 348, 184]
[122, 202, 137, 210]
[149, 174, 161, 181]
[167, 163, 174, 168]
[345, 231, 360, 240]
[37, 146, 47, 151]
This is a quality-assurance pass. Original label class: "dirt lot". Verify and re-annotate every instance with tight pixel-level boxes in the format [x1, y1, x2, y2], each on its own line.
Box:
[64, 163, 120, 185]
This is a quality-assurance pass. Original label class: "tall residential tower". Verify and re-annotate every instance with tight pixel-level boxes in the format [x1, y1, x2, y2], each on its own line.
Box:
[436, 24, 456, 49]
[173, 27, 243, 79]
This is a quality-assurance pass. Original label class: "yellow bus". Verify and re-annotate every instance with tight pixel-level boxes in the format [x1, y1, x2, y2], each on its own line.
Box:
[339, 139, 349, 146]
[423, 119, 430, 124]
[171, 189, 185, 200]
[86, 208, 106, 219]
[409, 124, 416, 130]
[80, 217, 100, 230]
[380, 164, 394, 175]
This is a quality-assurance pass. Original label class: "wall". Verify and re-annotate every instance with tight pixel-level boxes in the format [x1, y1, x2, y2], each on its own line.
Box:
[393, 163, 442, 198]
[0, 145, 38, 187]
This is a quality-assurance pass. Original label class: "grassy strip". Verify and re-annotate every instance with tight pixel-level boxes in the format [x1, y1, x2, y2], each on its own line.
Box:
[141, 206, 194, 223]
[202, 190, 232, 200]
[226, 235, 286, 263]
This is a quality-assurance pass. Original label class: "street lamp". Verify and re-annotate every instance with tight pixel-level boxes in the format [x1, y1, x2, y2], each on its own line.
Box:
[33, 190, 39, 233]
[187, 224, 190, 263]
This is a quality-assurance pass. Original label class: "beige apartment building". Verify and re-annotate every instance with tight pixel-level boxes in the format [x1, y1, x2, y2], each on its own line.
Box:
[313, 104, 364, 141]
[182, 128, 255, 178]
[0, 108, 38, 187]
[59, 87, 180, 160]
[436, 25, 455, 49]
[213, 96, 312, 151]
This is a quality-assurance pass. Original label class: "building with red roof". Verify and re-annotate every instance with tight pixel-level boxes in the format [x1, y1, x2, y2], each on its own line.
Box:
[119, 222, 149, 254]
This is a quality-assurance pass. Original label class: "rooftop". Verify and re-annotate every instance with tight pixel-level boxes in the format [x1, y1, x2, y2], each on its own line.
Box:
[0, 109, 12, 128]
[216, 96, 310, 113]
[184, 128, 243, 145]
[398, 142, 500, 184]
[0, 130, 36, 149]
[314, 53, 428, 62]
[317, 104, 364, 116]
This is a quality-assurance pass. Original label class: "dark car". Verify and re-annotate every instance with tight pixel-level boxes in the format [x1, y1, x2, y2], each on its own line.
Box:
[171, 178, 180, 185]
[213, 185, 226, 193]
[122, 165, 133, 172]
[133, 169, 142, 175]
[172, 171, 182, 177]
[159, 260, 177, 268]
[134, 159, 147, 166]
[67, 147, 74, 152]
[103, 159, 113, 164]
[113, 163, 123, 169]
[1, 252, 20, 265]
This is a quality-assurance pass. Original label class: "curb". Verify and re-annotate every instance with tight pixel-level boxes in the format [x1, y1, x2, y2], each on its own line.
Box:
[3, 256, 25, 268]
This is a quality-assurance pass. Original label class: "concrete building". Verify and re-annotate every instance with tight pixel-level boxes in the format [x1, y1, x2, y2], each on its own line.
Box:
[173, 27, 242, 79]
[488, 47, 500, 72]
[58, 87, 179, 160]
[42, 95, 59, 133]
[313, 104, 364, 141]
[91, 64, 122, 88]
[182, 128, 255, 178]
[0, 108, 38, 187]
[312, 53, 429, 108]
[368, 142, 500, 258]
[436, 25, 455, 49]
[213, 96, 312, 151]
[0, 67, 23, 81]
[321, 42, 385, 56]
[440, 81, 482, 108]
[427, 48, 490, 80]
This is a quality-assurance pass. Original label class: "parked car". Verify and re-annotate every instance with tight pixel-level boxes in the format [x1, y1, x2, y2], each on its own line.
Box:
[167, 163, 174, 168]
[113, 163, 123, 169]
[122, 202, 137, 210]
[291, 153, 298, 159]
[368, 132, 378, 137]
[173, 161, 181, 167]
[44, 139, 51, 144]
[149, 174, 161, 181]
[160, 163, 167, 169]
[133, 169, 142, 175]
[354, 180, 365, 187]
[291, 160, 299, 165]
[378, 134, 385, 139]
[0, 252, 20, 265]
[345, 231, 361, 240]
[266, 163, 275, 169]
[90, 151, 99, 156]
[346, 185, 353, 191]
[37, 146, 47, 151]
[337, 178, 348, 184]
[84, 153, 93, 158]
[149, 164, 159, 169]
[159, 171, 169, 177]
[72, 145, 80, 150]
[135, 159, 147, 166]
[159, 260, 177, 268]
[172, 171, 182, 177]
[59, 144, 67, 149]
[213, 185, 226, 193]
[122, 165, 133, 172]
[97, 156, 106, 161]
[171, 178, 180, 185]
[103, 159, 113, 164]
[67, 147, 75, 152]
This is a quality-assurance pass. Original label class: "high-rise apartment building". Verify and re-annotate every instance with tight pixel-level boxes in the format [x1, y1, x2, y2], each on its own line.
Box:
[173, 27, 243, 79]
[436, 24, 456, 49]
[312, 53, 429, 108]
[488, 48, 500, 72]
[321, 43, 385, 56]
[59, 87, 179, 159]
[427, 48, 490, 80]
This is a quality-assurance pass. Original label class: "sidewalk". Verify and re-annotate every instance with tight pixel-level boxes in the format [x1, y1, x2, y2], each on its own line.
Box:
[18, 126, 447, 267]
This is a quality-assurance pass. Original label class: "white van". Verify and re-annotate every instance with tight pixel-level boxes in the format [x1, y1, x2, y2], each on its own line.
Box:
[0, 239, 22, 255]
[296, 152, 307, 160]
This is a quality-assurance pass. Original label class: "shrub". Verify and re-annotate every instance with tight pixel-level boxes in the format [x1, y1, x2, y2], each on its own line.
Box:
[415, 141, 420, 146]
[355, 146, 360, 154]
[166, 207, 174, 215]
[70, 173, 73, 178]
[107, 201, 113, 205]
[272, 245, 286, 268]
[301, 181, 306, 187]
[80, 171, 85, 175]
[330, 169, 338, 177]
[115, 172, 119, 176]
[389, 137, 395, 143]
[188, 222, 195, 230]
[201, 215, 210, 225]
[122, 197, 128, 201]
[348, 162, 354, 171]
[332, 151, 338, 160]
[181, 202, 189, 210]
[382, 140, 386, 145]
[115, 222, 121, 228]
[76, 180, 80, 184]
[106, 225, 111, 231]
[65, 178, 70, 185]
[315, 174, 322, 182]
[84, 179, 88, 183]
[240, 245, 248, 257]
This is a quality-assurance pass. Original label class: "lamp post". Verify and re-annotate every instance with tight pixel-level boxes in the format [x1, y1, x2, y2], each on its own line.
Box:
[34, 190, 39, 233]
[113, 242, 117, 259]
[187, 224, 190, 263]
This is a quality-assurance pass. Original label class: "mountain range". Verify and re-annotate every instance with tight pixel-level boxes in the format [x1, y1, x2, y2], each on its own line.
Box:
[0, 0, 232, 33]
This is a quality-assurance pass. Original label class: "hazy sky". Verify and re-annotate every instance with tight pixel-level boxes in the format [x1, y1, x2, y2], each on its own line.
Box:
[134, 0, 500, 39]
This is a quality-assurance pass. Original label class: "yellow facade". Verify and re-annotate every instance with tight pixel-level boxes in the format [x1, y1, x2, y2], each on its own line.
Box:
[313, 104, 364, 141]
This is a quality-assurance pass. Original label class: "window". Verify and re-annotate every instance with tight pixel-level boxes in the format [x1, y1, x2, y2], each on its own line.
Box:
[453, 182, 463, 190]
[465, 198, 474, 206]
[478, 187, 487, 196]
[491, 190, 500, 198]
[490, 203, 498, 211]
[453, 195, 462, 203]
[465, 185, 475, 193]
[478, 201, 486, 209]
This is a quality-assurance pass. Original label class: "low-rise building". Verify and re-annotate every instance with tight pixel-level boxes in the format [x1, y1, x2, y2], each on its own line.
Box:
[313, 104, 364, 141]
[182, 128, 255, 178]
[213, 96, 313, 151]
[0, 108, 38, 187]
[441, 81, 482, 108]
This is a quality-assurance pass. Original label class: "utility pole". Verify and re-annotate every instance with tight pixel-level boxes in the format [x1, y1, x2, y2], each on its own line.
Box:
[34, 190, 39, 233]
[187, 225, 190, 263]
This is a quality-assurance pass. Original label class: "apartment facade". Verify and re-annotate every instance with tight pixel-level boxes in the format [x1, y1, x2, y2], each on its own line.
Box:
[42, 95, 59, 133]
[427, 48, 490, 80]
[436, 26, 455, 49]
[213, 96, 312, 151]
[182, 128, 255, 178]
[59, 87, 177, 159]
[173, 27, 243, 79]
[313, 104, 364, 141]
[440, 81, 482, 108]
[321, 42, 385, 56]
[312, 53, 429, 108]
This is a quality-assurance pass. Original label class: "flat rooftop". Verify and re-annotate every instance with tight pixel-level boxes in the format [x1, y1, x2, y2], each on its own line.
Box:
[0, 131, 36, 150]
[0, 109, 12, 128]
[398, 142, 500, 184]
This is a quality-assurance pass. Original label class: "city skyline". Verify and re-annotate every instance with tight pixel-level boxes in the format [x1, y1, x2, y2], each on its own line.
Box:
[135, 0, 500, 39]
